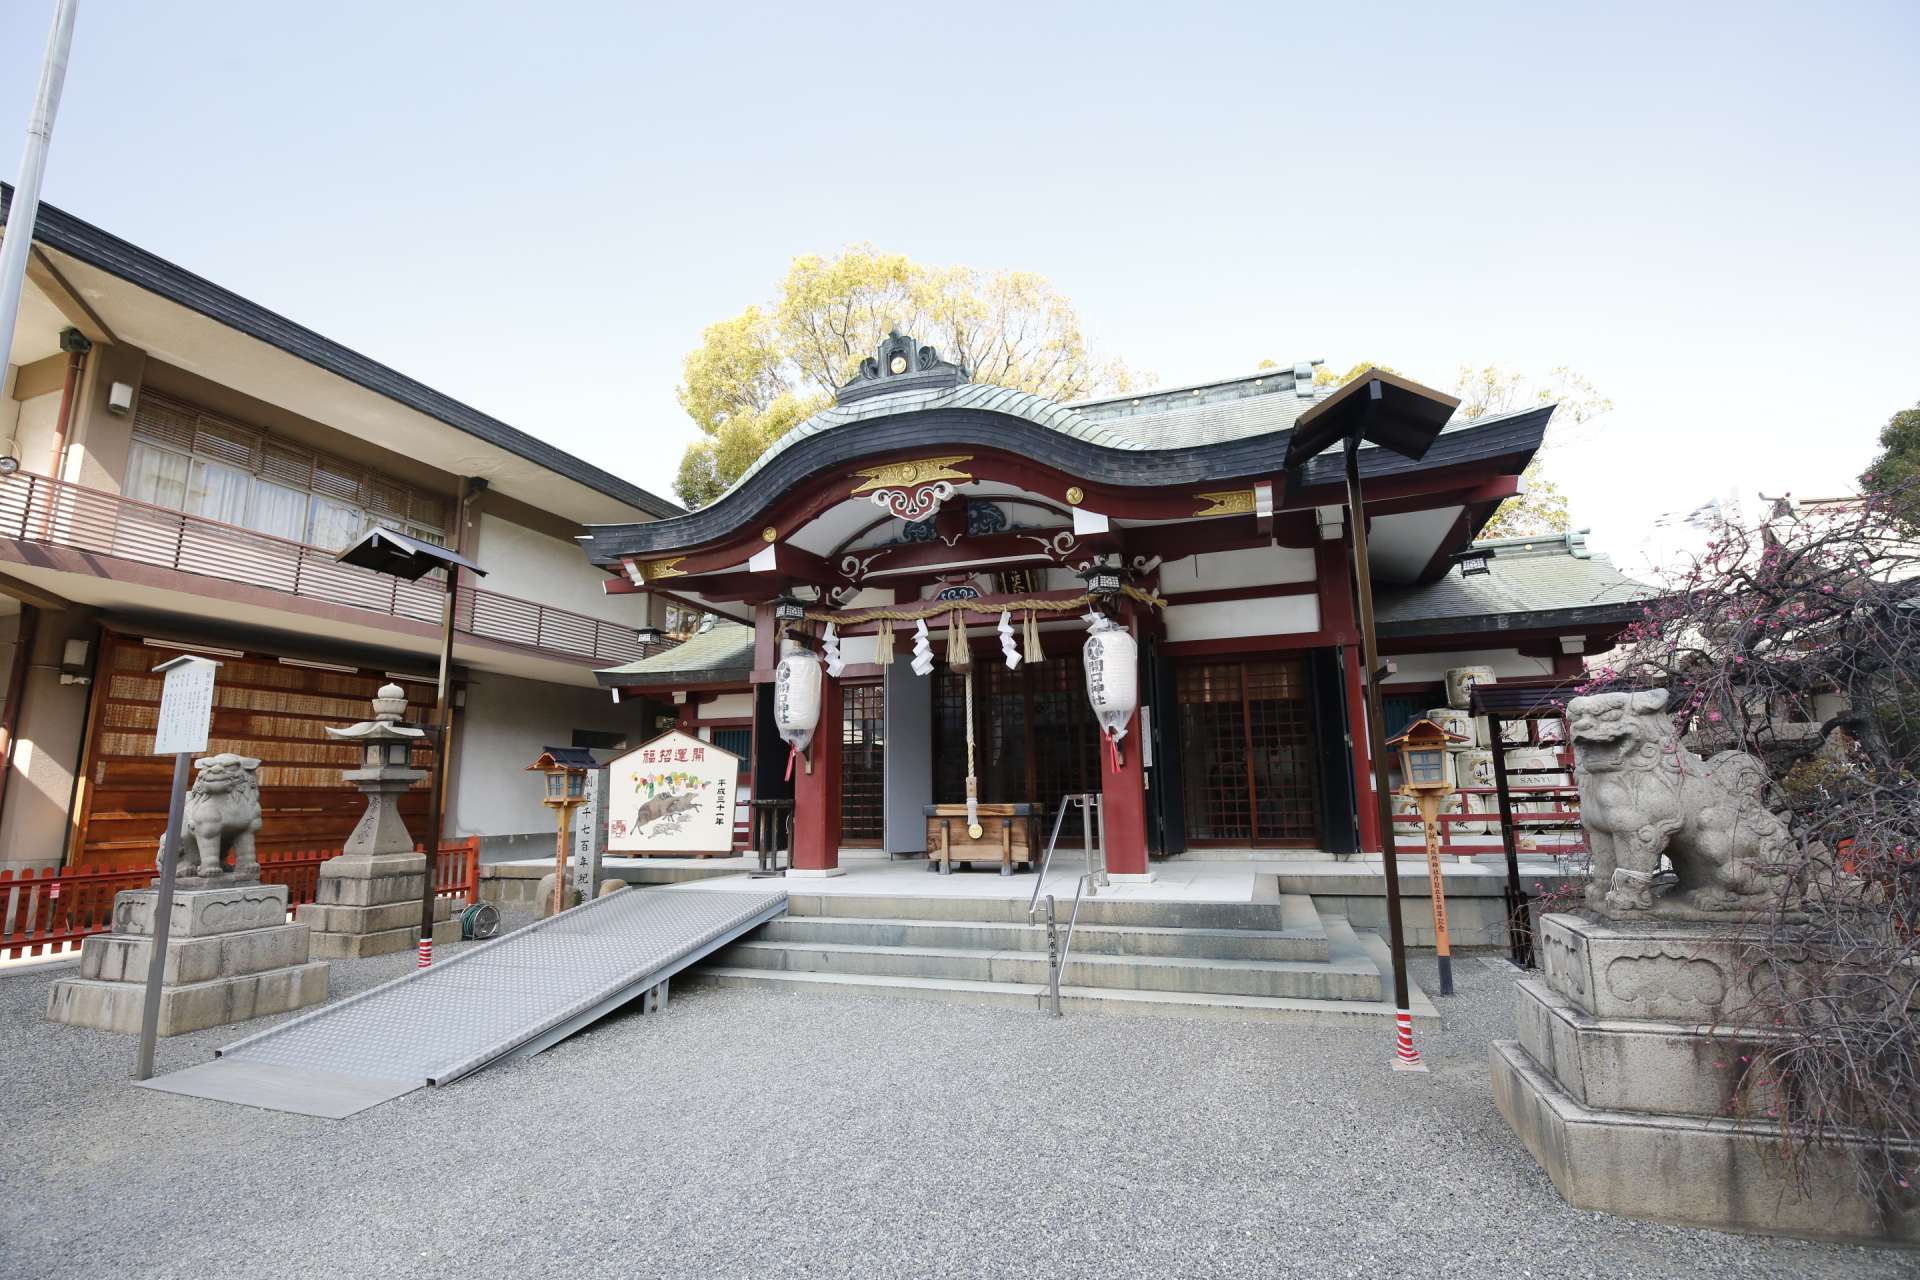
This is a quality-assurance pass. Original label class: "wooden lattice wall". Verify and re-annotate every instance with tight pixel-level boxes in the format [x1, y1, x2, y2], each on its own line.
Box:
[71, 631, 437, 871]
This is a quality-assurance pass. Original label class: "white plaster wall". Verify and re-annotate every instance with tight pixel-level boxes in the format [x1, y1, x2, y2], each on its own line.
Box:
[1381, 647, 1555, 687]
[701, 692, 754, 719]
[475, 512, 633, 621]
[1160, 544, 1315, 592]
[1165, 596, 1318, 642]
[447, 671, 654, 838]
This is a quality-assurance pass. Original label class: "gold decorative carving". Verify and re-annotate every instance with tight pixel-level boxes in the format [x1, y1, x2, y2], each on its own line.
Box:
[1194, 489, 1256, 518]
[638, 556, 687, 581]
[1065, 485, 1085, 505]
[849, 455, 973, 495]
[761, 526, 778, 543]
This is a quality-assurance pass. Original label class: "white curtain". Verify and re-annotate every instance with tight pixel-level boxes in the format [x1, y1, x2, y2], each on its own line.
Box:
[307, 496, 367, 550]
[186, 459, 251, 525]
[125, 441, 189, 508]
[248, 479, 309, 542]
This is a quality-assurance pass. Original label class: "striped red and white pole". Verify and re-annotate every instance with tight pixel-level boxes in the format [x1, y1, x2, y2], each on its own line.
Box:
[1392, 1008, 1426, 1071]
[416, 937, 433, 968]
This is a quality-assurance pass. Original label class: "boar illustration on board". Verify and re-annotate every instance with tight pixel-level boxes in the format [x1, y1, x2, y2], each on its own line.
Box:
[636, 789, 700, 835]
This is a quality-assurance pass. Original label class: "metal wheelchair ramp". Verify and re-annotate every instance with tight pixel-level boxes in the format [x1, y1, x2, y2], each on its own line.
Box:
[138, 884, 786, 1118]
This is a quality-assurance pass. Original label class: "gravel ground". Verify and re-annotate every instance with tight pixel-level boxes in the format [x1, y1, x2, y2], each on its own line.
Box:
[0, 935, 1911, 1280]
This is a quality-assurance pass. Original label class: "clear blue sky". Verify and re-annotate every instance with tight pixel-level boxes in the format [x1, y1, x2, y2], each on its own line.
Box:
[3, 1, 1915, 567]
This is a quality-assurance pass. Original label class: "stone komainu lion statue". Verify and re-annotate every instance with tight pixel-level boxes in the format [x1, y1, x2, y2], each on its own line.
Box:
[1567, 689, 1792, 917]
[160, 753, 263, 880]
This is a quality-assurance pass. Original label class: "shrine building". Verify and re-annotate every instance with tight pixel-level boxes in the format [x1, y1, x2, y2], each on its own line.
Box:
[581, 331, 1649, 877]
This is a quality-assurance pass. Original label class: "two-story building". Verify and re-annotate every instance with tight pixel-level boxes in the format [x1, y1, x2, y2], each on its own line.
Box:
[0, 185, 677, 872]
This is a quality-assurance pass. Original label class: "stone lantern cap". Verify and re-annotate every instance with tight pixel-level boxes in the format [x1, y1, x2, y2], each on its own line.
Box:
[325, 683, 426, 744]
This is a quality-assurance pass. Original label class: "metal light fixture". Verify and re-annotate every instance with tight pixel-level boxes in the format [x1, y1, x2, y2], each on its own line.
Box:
[1079, 558, 1124, 600]
[634, 625, 664, 650]
[771, 595, 808, 625]
[0, 456, 18, 477]
[1454, 548, 1494, 577]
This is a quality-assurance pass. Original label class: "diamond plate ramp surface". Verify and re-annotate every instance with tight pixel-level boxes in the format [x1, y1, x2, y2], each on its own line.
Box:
[138, 885, 785, 1118]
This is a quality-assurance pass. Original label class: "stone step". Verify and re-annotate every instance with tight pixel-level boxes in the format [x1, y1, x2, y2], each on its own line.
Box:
[716, 933, 1381, 1001]
[783, 889, 1314, 932]
[756, 914, 1328, 962]
[46, 961, 330, 1037]
[78, 922, 312, 986]
[680, 967, 1434, 1027]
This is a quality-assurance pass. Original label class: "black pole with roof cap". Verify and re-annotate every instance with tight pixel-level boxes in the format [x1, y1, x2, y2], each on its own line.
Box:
[1286, 369, 1460, 1071]
[335, 510, 488, 968]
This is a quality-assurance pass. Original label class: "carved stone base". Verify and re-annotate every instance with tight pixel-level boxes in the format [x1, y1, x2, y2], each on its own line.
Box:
[47, 885, 329, 1037]
[1534, 910, 1773, 1025]
[1494, 913, 1919, 1243]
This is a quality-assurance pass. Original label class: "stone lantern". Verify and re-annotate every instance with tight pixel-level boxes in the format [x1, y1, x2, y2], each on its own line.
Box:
[293, 684, 460, 959]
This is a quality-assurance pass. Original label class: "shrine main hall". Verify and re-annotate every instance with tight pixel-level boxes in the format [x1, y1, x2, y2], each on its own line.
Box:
[580, 331, 1644, 877]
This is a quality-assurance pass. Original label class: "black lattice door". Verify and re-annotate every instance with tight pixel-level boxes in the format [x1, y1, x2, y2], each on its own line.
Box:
[1177, 658, 1322, 847]
[839, 681, 885, 845]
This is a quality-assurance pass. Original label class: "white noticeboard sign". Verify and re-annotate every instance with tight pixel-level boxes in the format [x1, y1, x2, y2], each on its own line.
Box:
[570, 766, 609, 896]
[152, 656, 220, 756]
[606, 730, 740, 855]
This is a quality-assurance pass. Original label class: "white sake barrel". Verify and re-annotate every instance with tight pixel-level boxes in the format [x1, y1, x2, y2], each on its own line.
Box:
[1445, 665, 1496, 709]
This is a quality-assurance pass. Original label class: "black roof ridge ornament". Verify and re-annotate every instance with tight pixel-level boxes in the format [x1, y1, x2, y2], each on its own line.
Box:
[835, 327, 969, 406]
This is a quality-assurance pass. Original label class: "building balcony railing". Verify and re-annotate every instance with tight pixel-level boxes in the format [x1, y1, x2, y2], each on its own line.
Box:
[0, 471, 644, 667]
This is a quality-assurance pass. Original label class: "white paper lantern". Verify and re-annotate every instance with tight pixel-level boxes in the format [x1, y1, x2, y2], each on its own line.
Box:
[774, 650, 822, 754]
[1083, 613, 1138, 753]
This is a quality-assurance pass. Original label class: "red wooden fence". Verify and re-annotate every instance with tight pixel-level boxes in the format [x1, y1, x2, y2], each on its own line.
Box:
[0, 837, 481, 960]
[1391, 783, 1587, 858]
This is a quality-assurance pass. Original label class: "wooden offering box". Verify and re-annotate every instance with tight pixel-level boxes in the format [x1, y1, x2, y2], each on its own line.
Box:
[924, 803, 1040, 876]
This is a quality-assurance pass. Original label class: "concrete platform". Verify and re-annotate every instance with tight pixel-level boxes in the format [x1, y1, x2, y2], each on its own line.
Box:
[1491, 1039, 1919, 1244]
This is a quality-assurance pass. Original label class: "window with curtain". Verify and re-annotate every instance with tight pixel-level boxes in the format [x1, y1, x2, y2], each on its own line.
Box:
[127, 391, 449, 551]
[186, 458, 252, 526]
[248, 478, 310, 542]
[125, 440, 189, 509]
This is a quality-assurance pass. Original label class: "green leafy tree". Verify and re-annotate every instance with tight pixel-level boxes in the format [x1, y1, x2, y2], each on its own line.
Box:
[1310, 360, 1609, 539]
[673, 246, 1138, 507]
[1862, 400, 1920, 527]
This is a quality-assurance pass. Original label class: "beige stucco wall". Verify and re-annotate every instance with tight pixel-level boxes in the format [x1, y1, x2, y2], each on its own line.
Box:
[472, 510, 643, 622]
[445, 670, 654, 841]
[0, 611, 98, 870]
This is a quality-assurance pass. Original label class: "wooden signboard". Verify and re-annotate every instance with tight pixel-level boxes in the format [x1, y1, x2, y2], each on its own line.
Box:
[606, 730, 741, 856]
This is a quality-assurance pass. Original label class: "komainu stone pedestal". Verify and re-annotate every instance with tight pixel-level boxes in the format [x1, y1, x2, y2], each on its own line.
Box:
[1491, 912, 1919, 1244]
[46, 882, 329, 1036]
[295, 853, 459, 959]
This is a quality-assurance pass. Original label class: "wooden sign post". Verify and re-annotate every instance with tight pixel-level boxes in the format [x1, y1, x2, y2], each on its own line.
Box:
[135, 654, 220, 1080]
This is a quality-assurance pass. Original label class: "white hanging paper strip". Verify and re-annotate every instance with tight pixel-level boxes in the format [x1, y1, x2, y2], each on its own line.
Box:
[910, 617, 935, 676]
[997, 610, 1020, 669]
[822, 622, 844, 677]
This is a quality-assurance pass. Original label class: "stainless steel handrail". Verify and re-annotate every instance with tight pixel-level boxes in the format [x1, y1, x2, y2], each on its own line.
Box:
[1027, 798, 1076, 923]
[1031, 793, 1105, 1016]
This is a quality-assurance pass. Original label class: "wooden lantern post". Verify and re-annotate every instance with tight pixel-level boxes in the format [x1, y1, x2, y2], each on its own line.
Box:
[528, 748, 591, 916]
[1386, 718, 1468, 996]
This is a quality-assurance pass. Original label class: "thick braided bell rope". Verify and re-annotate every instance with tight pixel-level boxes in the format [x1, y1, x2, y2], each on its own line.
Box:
[801, 585, 1164, 626]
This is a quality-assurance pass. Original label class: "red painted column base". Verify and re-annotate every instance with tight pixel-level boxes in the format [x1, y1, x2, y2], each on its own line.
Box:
[790, 676, 844, 875]
[1100, 714, 1150, 878]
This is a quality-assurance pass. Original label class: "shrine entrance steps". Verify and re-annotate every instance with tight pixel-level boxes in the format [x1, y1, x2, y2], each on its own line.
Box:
[684, 889, 1439, 1026]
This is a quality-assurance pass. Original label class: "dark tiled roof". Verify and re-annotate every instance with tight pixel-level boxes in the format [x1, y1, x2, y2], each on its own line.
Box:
[1375, 531, 1656, 636]
[595, 621, 754, 687]
[0, 184, 680, 520]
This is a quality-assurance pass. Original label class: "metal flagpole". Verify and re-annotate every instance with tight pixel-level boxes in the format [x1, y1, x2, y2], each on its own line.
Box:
[1345, 430, 1425, 1071]
[0, 0, 79, 371]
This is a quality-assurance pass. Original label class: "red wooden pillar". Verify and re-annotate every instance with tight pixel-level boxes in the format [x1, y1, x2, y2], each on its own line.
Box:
[1343, 643, 1382, 853]
[1102, 601, 1150, 879]
[1101, 709, 1150, 877]
[790, 676, 844, 876]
